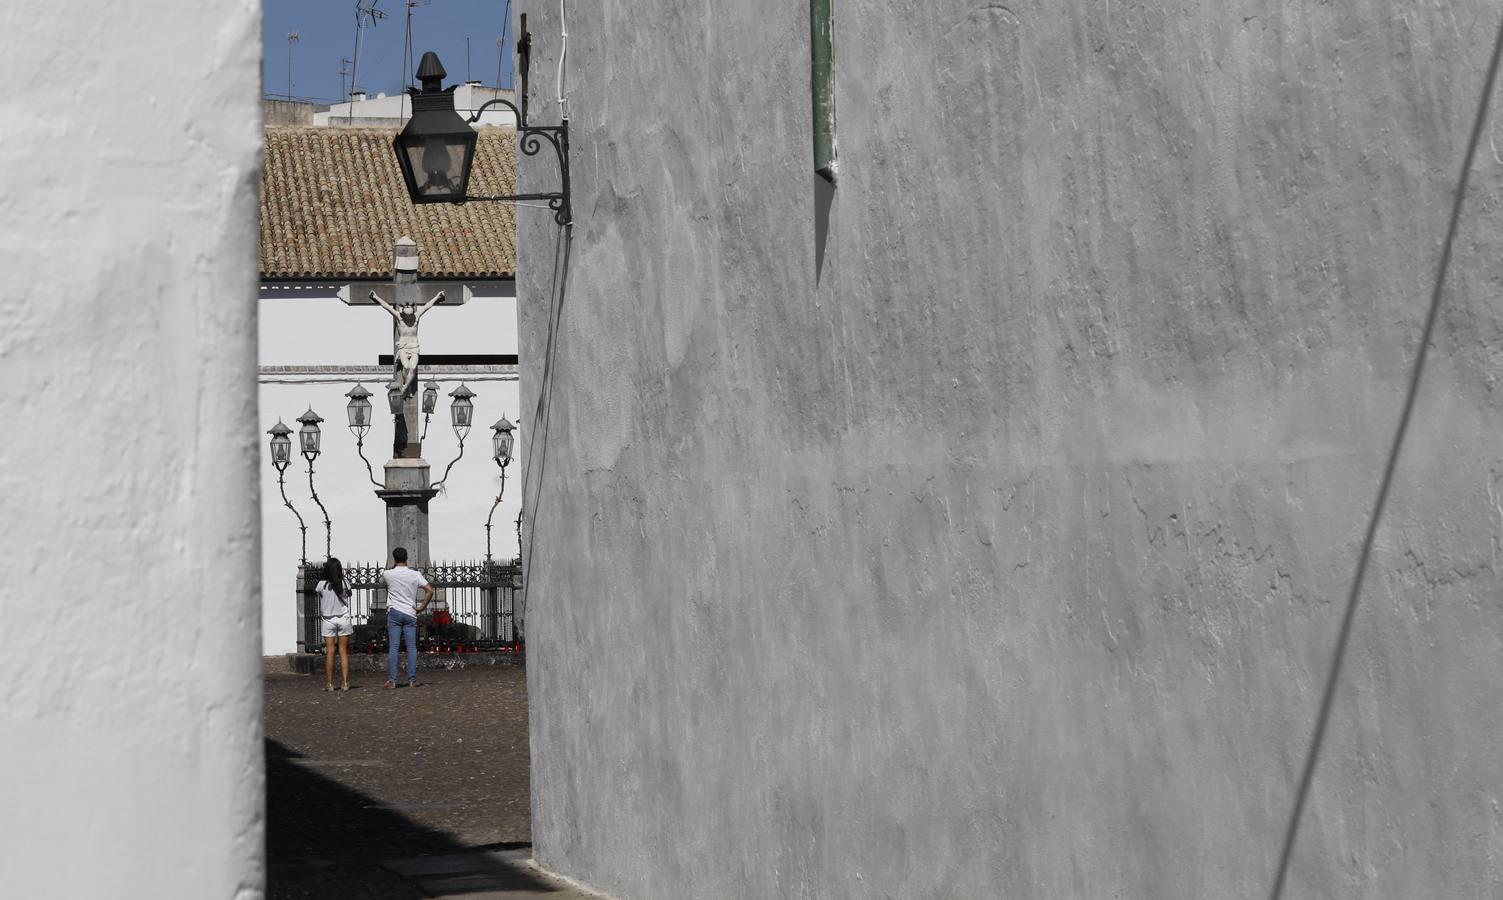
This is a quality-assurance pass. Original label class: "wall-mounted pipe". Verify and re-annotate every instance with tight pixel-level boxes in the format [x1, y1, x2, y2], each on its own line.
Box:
[811, 0, 837, 183]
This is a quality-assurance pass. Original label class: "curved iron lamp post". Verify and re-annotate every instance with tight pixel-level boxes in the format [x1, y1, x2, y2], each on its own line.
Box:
[268, 420, 307, 564]
[296, 407, 333, 561]
[344, 384, 383, 488]
[432, 383, 476, 490]
[484, 416, 515, 562]
[392, 35, 571, 225]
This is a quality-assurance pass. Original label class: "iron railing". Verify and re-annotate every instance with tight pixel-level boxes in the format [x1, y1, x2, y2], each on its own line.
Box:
[298, 559, 523, 654]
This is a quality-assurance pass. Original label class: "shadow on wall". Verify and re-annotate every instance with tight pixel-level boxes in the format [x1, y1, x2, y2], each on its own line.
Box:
[265, 739, 556, 899]
[814, 174, 835, 285]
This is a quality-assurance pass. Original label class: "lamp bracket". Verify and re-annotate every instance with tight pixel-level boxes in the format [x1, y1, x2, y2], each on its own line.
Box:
[461, 96, 572, 227]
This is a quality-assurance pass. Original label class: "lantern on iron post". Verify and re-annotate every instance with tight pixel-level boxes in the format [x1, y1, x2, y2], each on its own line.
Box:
[296, 407, 324, 461]
[267, 420, 307, 564]
[449, 383, 475, 434]
[421, 379, 440, 440]
[491, 416, 515, 468]
[295, 407, 332, 561]
[344, 384, 382, 487]
[485, 416, 516, 563]
[432, 383, 476, 491]
[345, 384, 373, 433]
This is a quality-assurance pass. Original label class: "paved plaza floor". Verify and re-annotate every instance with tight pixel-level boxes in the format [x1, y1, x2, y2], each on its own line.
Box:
[265, 657, 603, 899]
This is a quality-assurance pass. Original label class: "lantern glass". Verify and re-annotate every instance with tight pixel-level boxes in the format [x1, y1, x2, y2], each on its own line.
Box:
[347, 396, 371, 428]
[422, 382, 439, 415]
[407, 135, 470, 198]
[493, 429, 514, 464]
[271, 434, 291, 464]
[387, 385, 404, 415]
[299, 422, 322, 455]
[451, 398, 473, 429]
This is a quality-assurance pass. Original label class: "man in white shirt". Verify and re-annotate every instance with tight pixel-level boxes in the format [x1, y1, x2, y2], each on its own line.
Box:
[382, 546, 434, 688]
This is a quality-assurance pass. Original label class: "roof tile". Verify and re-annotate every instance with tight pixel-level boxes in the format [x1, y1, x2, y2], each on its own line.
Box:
[259, 126, 517, 280]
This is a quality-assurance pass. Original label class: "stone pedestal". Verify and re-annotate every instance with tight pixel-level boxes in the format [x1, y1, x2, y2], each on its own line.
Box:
[377, 458, 438, 566]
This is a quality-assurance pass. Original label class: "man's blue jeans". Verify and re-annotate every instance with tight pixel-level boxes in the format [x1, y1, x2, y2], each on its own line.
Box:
[387, 609, 418, 684]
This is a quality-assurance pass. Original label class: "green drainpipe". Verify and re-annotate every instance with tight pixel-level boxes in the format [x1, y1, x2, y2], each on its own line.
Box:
[811, 0, 837, 184]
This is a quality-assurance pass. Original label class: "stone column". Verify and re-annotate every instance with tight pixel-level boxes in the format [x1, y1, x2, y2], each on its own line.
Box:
[378, 458, 438, 566]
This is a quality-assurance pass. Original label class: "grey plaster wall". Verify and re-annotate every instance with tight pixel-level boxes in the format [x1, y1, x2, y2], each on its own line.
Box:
[516, 2, 1503, 897]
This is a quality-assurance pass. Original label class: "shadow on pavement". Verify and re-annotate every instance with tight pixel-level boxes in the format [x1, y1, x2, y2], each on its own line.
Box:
[266, 738, 559, 898]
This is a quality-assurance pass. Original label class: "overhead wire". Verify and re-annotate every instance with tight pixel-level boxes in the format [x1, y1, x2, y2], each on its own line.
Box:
[519, 220, 573, 609]
[557, 0, 570, 117]
[1266, 11, 1503, 900]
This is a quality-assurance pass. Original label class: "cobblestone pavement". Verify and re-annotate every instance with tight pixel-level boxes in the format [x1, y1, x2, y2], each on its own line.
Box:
[265, 657, 602, 899]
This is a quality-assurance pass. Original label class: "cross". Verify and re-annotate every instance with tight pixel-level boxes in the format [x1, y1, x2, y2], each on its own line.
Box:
[339, 237, 472, 459]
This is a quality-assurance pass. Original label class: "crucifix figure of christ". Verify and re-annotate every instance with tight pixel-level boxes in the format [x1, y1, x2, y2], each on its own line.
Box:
[339, 236, 472, 460]
[369, 287, 444, 397]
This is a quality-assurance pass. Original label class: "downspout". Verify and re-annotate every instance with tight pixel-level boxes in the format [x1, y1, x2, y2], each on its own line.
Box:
[811, 0, 837, 184]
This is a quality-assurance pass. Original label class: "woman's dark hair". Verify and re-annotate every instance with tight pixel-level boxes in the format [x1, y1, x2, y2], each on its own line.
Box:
[322, 557, 349, 600]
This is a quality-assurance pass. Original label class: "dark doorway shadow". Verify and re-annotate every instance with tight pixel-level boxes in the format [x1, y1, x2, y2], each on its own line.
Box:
[266, 738, 558, 898]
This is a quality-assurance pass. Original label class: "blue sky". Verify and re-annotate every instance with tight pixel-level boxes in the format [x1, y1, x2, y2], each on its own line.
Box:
[263, 0, 515, 104]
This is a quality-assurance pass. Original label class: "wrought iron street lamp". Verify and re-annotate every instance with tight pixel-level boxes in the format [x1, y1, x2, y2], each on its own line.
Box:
[346, 383, 373, 431]
[345, 384, 382, 488]
[393, 35, 571, 224]
[491, 416, 515, 466]
[421, 379, 439, 440]
[449, 383, 475, 431]
[296, 407, 333, 560]
[297, 406, 323, 459]
[485, 416, 515, 562]
[432, 383, 476, 490]
[267, 420, 307, 564]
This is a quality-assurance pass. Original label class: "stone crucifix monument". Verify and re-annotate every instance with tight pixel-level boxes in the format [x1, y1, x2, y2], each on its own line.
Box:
[339, 237, 472, 566]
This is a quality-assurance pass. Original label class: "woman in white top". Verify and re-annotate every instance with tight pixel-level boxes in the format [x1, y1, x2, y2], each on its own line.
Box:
[318, 557, 354, 691]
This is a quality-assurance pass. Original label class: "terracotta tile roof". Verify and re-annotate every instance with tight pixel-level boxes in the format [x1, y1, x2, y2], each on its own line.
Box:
[260, 126, 517, 280]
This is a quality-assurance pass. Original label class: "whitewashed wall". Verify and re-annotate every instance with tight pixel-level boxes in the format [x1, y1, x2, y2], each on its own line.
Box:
[0, 0, 264, 896]
[258, 290, 521, 654]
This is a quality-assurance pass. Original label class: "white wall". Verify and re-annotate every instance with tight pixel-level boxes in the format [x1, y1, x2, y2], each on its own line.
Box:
[0, 1, 263, 896]
[258, 290, 521, 654]
[314, 84, 518, 126]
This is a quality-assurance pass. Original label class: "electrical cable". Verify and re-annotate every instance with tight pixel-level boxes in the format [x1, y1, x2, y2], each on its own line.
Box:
[1266, 12, 1503, 900]
[519, 220, 572, 605]
[557, 0, 570, 117]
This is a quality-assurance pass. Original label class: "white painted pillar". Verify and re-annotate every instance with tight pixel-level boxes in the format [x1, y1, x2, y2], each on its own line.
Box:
[0, 1, 264, 897]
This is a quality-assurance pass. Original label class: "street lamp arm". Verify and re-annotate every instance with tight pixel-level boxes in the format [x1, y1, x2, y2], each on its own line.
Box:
[449, 123, 572, 226]
[306, 458, 333, 560]
[275, 464, 308, 564]
[465, 97, 522, 125]
[485, 465, 508, 562]
[432, 431, 468, 491]
[353, 433, 383, 488]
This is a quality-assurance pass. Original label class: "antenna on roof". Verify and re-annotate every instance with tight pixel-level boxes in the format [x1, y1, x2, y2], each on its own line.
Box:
[401, 0, 433, 117]
[495, 0, 513, 91]
[285, 32, 301, 100]
[349, 0, 387, 123]
[339, 58, 353, 103]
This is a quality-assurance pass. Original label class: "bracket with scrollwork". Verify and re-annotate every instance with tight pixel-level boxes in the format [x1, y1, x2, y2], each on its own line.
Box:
[459, 98, 572, 227]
